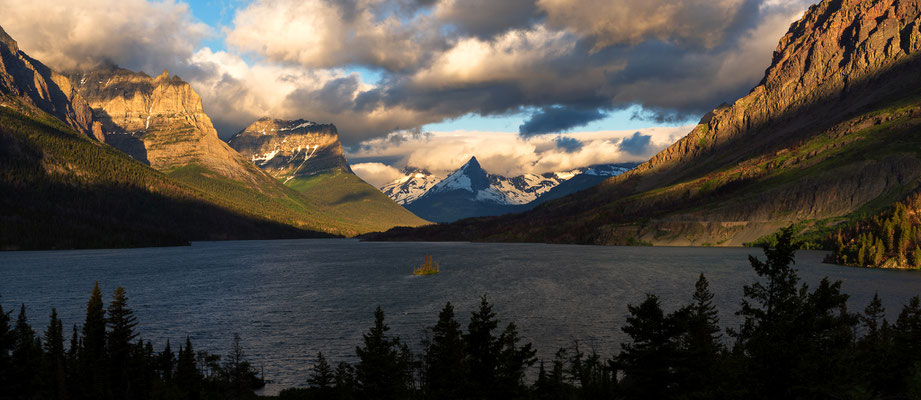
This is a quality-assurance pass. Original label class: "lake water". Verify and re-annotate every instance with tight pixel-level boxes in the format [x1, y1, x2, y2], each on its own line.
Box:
[3, 239, 921, 394]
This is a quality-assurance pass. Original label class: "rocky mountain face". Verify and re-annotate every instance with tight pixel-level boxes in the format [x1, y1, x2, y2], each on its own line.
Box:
[380, 167, 443, 205]
[398, 157, 632, 223]
[227, 118, 352, 182]
[369, 0, 921, 246]
[68, 66, 259, 183]
[0, 25, 100, 140]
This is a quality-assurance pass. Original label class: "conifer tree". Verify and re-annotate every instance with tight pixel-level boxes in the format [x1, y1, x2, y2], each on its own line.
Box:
[677, 274, 723, 398]
[107, 286, 138, 398]
[617, 294, 682, 399]
[43, 308, 67, 400]
[495, 321, 536, 399]
[11, 304, 43, 397]
[423, 302, 467, 399]
[176, 336, 201, 397]
[0, 303, 13, 393]
[355, 306, 411, 400]
[465, 296, 501, 396]
[308, 352, 335, 389]
[81, 281, 107, 398]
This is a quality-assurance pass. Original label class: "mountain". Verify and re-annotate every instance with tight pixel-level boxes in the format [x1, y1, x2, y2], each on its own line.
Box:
[380, 167, 443, 205]
[0, 26, 100, 140]
[368, 0, 921, 246]
[228, 118, 430, 233]
[0, 25, 331, 250]
[397, 157, 632, 222]
[527, 163, 639, 206]
[227, 117, 352, 181]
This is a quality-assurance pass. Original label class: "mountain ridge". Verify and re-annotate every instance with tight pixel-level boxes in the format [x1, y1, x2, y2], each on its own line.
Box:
[366, 0, 921, 246]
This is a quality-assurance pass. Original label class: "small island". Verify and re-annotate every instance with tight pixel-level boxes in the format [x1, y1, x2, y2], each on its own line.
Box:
[413, 253, 440, 275]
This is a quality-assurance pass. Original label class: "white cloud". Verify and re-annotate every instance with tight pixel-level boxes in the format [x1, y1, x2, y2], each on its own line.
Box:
[352, 162, 405, 187]
[347, 126, 692, 176]
[0, 0, 209, 73]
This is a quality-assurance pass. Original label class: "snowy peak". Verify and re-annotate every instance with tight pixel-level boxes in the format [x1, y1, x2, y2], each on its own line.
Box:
[380, 167, 443, 205]
[428, 156, 491, 195]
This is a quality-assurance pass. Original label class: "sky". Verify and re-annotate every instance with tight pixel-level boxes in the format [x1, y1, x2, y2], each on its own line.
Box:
[0, 0, 813, 186]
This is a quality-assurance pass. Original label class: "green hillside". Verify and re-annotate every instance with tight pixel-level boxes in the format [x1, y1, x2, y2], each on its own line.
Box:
[285, 169, 430, 235]
[0, 98, 332, 250]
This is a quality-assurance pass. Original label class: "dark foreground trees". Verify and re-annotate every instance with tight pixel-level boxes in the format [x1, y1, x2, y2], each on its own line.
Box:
[0, 284, 263, 400]
[10, 226, 921, 399]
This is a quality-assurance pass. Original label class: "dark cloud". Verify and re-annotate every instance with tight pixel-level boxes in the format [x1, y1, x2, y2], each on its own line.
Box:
[554, 136, 584, 153]
[518, 106, 605, 137]
[436, 0, 542, 39]
[619, 131, 653, 155]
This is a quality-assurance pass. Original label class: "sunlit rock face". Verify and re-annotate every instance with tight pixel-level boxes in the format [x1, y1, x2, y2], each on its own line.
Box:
[69, 66, 260, 183]
[228, 118, 352, 182]
[0, 24, 99, 140]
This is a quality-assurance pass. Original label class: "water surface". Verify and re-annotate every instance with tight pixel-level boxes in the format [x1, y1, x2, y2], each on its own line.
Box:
[3, 239, 920, 393]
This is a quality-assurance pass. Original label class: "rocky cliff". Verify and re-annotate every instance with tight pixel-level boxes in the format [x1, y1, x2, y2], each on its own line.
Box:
[0, 25, 100, 140]
[68, 66, 259, 183]
[227, 118, 352, 181]
[369, 0, 921, 246]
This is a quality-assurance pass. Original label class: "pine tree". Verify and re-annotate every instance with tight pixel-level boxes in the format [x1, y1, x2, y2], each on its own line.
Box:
[423, 302, 467, 399]
[0, 303, 13, 394]
[308, 352, 335, 389]
[176, 336, 201, 397]
[107, 286, 139, 398]
[43, 308, 67, 400]
[678, 274, 723, 398]
[495, 321, 536, 399]
[465, 296, 501, 396]
[81, 281, 107, 398]
[617, 294, 682, 399]
[355, 306, 411, 400]
[11, 304, 43, 397]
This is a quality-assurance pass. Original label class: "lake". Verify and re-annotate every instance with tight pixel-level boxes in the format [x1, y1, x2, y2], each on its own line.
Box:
[2, 239, 921, 394]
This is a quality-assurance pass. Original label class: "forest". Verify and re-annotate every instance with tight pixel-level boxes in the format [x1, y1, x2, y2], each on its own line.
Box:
[5, 228, 921, 399]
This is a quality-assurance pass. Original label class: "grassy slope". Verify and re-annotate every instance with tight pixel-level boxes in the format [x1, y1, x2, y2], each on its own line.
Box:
[285, 169, 430, 234]
[0, 98, 332, 250]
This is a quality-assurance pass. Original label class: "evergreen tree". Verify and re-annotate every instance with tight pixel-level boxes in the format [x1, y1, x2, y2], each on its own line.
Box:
[335, 361, 357, 400]
[43, 308, 67, 400]
[464, 296, 501, 397]
[677, 273, 723, 398]
[354, 306, 411, 400]
[11, 304, 43, 398]
[495, 322, 536, 399]
[159, 339, 176, 382]
[617, 294, 683, 399]
[176, 336, 202, 398]
[0, 303, 13, 394]
[222, 333, 264, 399]
[423, 302, 467, 399]
[308, 352, 335, 389]
[107, 286, 139, 398]
[81, 281, 107, 398]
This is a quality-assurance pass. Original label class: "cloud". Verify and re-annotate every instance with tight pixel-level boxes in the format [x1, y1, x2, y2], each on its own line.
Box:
[538, 0, 746, 50]
[0, 0, 209, 73]
[519, 106, 605, 136]
[618, 131, 653, 155]
[0, 0, 814, 149]
[351, 162, 405, 187]
[347, 126, 691, 177]
[554, 136, 584, 153]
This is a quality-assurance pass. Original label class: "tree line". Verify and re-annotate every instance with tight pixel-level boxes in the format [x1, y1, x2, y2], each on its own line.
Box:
[830, 193, 921, 268]
[6, 227, 921, 399]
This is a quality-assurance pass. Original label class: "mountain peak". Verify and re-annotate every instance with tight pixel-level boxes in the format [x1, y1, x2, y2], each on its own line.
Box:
[0, 25, 19, 53]
[228, 117, 352, 179]
[462, 156, 482, 171]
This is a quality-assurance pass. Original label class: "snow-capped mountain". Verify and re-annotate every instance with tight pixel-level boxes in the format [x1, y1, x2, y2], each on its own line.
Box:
[381, 156, 635, 223]
[380, 168, 443, 205]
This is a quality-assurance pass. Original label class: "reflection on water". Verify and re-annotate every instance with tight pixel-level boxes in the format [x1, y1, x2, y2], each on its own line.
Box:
[2, 239, 920, 394]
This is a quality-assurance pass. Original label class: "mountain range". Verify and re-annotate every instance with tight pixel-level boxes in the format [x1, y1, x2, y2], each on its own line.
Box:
[379, 157, 635, 222]
[0, 24, 425, 249]
[367, 0, 921, 246]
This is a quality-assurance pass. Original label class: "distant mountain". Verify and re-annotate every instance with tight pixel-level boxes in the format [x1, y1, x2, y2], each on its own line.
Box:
[228, 117, 352, 181]
[368, 0, 921, 246]
[0, 25, 330, 250]
[380, 167, 443, 205]
[229, 118, 429, 233]
[393, 156, 633, 223]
